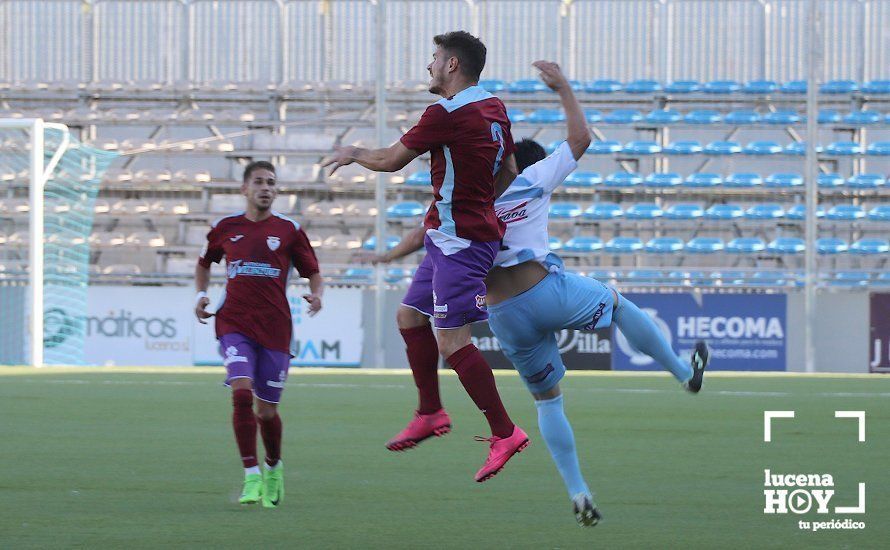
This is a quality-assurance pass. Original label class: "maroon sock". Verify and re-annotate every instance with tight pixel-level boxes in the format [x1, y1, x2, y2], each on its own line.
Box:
[446, 344, 514, 438]
[400, 324, 442, 414]
[258, 414, 283, 467]
[232, 389, 258, 468]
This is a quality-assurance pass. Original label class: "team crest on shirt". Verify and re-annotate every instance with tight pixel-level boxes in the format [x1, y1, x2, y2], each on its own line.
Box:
[475, 294, 487, 310]
[267, 236, 280, 251]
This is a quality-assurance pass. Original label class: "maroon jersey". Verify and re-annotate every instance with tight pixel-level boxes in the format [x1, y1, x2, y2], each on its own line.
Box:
[198, 212, 319, 353]
[400, 85, 515, 242]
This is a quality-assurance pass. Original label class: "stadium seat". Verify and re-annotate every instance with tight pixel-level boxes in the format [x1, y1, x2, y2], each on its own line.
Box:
[563, 236, 603, 253]
[843, 110, 881, 125]
[705, 204, 744, 220]
[645, 237, 684, 253]
[405, 171, 431, 186]
[588, 270, 617, 282]
[861, 80, 890, 94]
[820, 79, 858, 94]
[868, 205, 890, 222]
[726, 237, 766, 254]
[479, 79, 506, 93]
[818, 173, 845, 188]
[763, 110, 800, 125]
[724, 109, 761, 124]
[664, 140, 703, 155]
[685, 109, 722, 124]
[584, 79, 622, 93]
[847, 174, 886, 188]
[506, 108, 526, 123]
[743, 80, 778, 94]
[876, 272, 890, 286]
[725, 173, 763, 187]
[626, 270, 665, 282]
[605, 237, 644, 253]
[825, 141, 862, 155]
[664, 80, 700, 94]
[384, 268, 413, 283]
[816, 238, 848, 254]
[587, 140, 623, 154]
[624, 79, 660, 94]
[818, 109, 841, 123]
[703, 80, 741, 94]
[750, 271, 788, 286]
[343, 267, 373, 281]
[549, 236, 563, 251]
[624, 141, 662, 155]
[363, 236, 400, 251]
[604, 109, 643, 124]
[625, 203, 664, 219]
[685, 237, 724, 253]
[665, 203, 705, 219]
[765, 173, 803, 187]
[745, 204, 785, 219]
[645, 109, 682, 124]
[786, 204, 825, 219]
[866, 142, 890, 156]
[768, 237, 806, 254]
[825, 205, 866, 220]
[564, 172, 603, 188]
[604, 172, 642, 187]
[508, 79, 547, 93]
[583, 203, 623, 220]
[544, 141, 561, 155]
[744, 141, 783, 155]
[643, 173, 682, 187]
[830, 272, 870, 287]
[684, 173, 722, 187]
[704, 141, 742, 155]
[849, 238, 890, 255]
[528, 108, 565, 124]
[780, 80, 807, 94]
[386, 201, 425, 218]
[584, 109, 603, 123]
[549, 203, 582, 219]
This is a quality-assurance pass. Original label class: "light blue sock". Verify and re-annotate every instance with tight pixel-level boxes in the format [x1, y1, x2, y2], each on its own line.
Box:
[613, 297, 693, 383]
[535, 394, 590, 499]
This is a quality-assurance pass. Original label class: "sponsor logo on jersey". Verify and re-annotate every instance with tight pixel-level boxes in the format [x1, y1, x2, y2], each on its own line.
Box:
[223, 345, 247, 366]
[267, 235, 280, 251]
[230, 234, 244, 242]
[496, 201, 530, 224]
[227, 259, 281, 279]
[583, 302, 607, 330]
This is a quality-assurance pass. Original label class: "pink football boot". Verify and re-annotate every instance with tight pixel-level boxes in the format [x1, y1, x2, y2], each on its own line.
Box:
[386, 409, 452, 451]
[474, 425, 530, 482]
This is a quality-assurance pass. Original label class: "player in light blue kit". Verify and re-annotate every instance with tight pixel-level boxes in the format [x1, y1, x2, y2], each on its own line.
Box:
[372, 61, 709, 526]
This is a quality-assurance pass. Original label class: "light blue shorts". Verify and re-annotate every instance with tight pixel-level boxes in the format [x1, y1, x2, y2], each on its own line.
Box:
[487, 271, 615, 394]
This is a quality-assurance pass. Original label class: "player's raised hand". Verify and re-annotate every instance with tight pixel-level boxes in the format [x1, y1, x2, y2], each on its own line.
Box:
[303, 293, 323, 316]
[352, 250, 389, 265]
[533, 60, 569, 92]
[195, 295, 213, 324]
[321, 146, 358, 177]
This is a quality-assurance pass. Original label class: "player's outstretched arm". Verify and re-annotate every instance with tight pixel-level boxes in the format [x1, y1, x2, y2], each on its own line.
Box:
[322, 142, 419, 176]
[303, 272, 324, 317]
[533, 60, 591, 160]
[494, 153, 518, 198]
[194, 263, 213, 324]
[372, 225, 426, 264]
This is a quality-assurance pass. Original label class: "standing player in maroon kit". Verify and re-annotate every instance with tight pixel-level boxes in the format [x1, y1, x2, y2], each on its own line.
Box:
[323, 31, 528, 482]
[194, 161, 323, 506]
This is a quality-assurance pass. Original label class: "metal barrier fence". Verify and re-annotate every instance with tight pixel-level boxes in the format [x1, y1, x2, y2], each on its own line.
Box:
[1, 0, 887, 85]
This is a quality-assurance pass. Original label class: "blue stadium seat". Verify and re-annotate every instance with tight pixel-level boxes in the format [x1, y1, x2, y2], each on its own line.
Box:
[847, 174, 886, 188]
[705, 204, 744, 220]
[824, 141, 862, 155]
[479, 79, 506, 93]
[685, 109, 722, 124]
[876, 272, 890, 287]
[703, 80, 741, 94]
[745, 203, 785, 219]
[826, 204, 866, 220]
[605, 237, 644, 253]
[564, 172, 603, 188]
[717, 270, 750, 285]
[686, 237, 724, 253]
[588, 270, 617, 281]
[818, 109, 841, 123]
[549, 202, 582, 219]
[528, 108, 566, 124]
[867, 142, 890, 156]
[765, 173, 803, 188]
[343, 267, 373, 281]
[816, 238, 848, 254]
[664, 80, 700, 93]
[763, 110, 800, 125]
[643, 172, 682, 187]
[604, 109, 644, 124]
[780, 80, 807, 94]
[645, 237, 685, 254]
[684, 173, 722, 187]
[745, 141, 783, 155]
[704, 141, 741, 155]
[625, 203, 664, 219]
[818, 173, 845, 188]
[583, 202, 623, 220]
[544, 141, 562, 155]
[363, 236, 400, 251]
[850, 238, 890, 255]
[749, 271, 787, 286]
[604, 172, 642, 187]
[549, 236, 563, 251]
[386, 201, 426, 218]
[868, 205, 890, 222]
[587, 140, 623, 154]
[625, 79, 661, 94]
[820, 79, 858, 94]
[508, 79, 547, 93]
[843, 110, 881, 125]
[506, 108, 526, 123]
[626, 270, 665, 282]
[785, 142, 805, 155]
[726, 237, 766, 254]
[861, 80, 890, 94]
[664, 140, 703, 155]
[768, 238, 805, 254]
[786, 204, 825, 220]
[563, 236, 603, 253]
[624, 140, 662, 155]
[725, 173, 763, 187]
[385, 267, 412, 283]
[830, 272, 870, 287]
[645, 109, 682, 124]
[405, 171, 431, 186]
[567, 80, 585, 92]
[665, 203, 704, 219]
[724, 109, 761, 124]
[584, 109, 603, 123]
[743, 80, 778, 94]
[584, 79, 622, 93]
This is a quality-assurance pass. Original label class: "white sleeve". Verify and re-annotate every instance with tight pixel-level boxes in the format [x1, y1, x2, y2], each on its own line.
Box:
[520, 141, 578, 193]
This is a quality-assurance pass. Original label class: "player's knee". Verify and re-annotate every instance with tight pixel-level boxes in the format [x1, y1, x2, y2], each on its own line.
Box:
[255, 403, 277, 420]
[396, 306, 428, 330]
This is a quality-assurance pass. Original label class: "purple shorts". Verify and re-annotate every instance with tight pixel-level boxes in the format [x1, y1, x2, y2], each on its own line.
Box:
[401, 235, 499, 329]
[219, 333, 290, 403]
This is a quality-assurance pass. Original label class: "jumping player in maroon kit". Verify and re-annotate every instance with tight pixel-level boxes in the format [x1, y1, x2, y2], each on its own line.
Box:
[194, 161, 324, 506]
[323, 31, 528, 482]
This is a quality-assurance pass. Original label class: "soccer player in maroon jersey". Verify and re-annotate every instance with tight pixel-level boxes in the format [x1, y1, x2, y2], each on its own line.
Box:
[194, 161, 323, 506]
[323, 31, 529, 482]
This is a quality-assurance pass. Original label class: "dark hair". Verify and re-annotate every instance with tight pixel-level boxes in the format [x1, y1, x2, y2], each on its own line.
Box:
[243, 160, 275, 182]
[515, 139, 547, 173]
[433, 31, 487, 82]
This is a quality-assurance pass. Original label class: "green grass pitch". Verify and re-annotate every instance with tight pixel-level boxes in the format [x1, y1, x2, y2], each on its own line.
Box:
[1, 368, 887, 549]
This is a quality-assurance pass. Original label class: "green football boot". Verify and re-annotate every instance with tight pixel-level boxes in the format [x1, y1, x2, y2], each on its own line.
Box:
[239, 473, 263, 505]
[262, 463, 284, 508]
